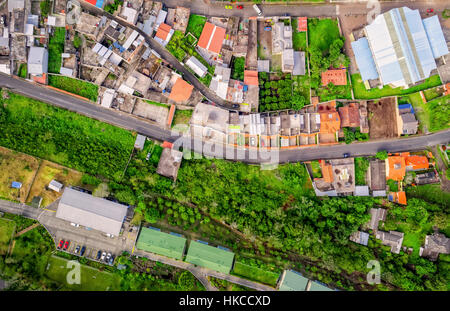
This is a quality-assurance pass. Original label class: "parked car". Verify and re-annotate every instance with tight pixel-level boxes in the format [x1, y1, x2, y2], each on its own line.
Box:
[70, 222, 80, 227]
[106, 253, 111, 262]
[96, 250, 102, 260]
[343, 153, 350, 158]
[57, 240, 64, 249]
[80, 246, 86, 256]
[63, 241, 70, 250]
[232, 104, 240, 109]
[225, 5, 232, 9]
[109, 255, 115, 265]
[426, 8, 434, 13]
[250, 137, 256, 146]
[236, 5, 243, 9]
[74, 245, 80, 254]
[100, 252, 106, 261]
[253, 4, 262, 16]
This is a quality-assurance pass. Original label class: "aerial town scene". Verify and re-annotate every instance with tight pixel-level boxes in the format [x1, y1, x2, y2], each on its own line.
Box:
[0, 0, 449, 298]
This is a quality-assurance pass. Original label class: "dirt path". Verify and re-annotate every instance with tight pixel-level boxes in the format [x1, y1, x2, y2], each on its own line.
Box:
[15, 223, 40, 237]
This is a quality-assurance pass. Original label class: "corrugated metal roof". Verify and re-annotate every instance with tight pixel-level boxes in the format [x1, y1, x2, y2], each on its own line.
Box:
[56, 188, 128, 235]
[136, 227, 186, 260]
[351, 38, 379, 81]
[423, 15, 449, 58]
[185, 241, 234, 274]
[279, 270, 309, 291]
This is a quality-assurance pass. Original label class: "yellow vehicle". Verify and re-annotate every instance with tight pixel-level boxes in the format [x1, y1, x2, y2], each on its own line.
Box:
[225, 5, 233, 9]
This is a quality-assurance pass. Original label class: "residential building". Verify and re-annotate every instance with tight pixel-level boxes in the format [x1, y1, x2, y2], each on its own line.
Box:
[350, 231, 370, 246]
[386, 156, 406, 181]
[197, 22, 226, 55]
[375, 230, 404, 254]
[420, 233, 450, 261]
[339, 102, 360, 128]
[244, 70, 258, 86]
[210, 65, 231, 99]
[186, 56, 208, 78]
[27, 46, 48, 76]
[168, 78, 193, 103]
[156, 148, 183, 181]
[154, 23, 174, 47]
[398, 104, 418, 135]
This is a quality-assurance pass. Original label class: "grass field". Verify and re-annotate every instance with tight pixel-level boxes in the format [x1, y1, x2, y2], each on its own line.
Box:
[145, 100, 169, 108]
[291, 18, 307, 51]
[186, 14, 207, 39]
[351, 74, 442, 99]
[355, 157, 369, 186]
[308, 18, 340, 52]
[0, 218, 15, 255]
[48, 75, 99, 101]
[172, 109, 193, 127]
[48, 28, 65, 73]
[0, 147, 39, 202]
[45, 256, 121, 291]
[310, 160, 322, 178]
[0, 92, 135, 178]
[232, 261, 280, 286]
[26, 160, 84, 207]
[406, 184, 450, 208]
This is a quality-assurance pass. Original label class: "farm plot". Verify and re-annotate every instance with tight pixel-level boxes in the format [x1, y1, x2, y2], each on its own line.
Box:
[367, 97, 399, 139]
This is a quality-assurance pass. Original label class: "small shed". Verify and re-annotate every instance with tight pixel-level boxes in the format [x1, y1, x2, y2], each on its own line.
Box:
[11, 181, 22, 189]
[31, 196, 43, 208]
[48, 180, 63, 193]
[134, 134, 146, 150]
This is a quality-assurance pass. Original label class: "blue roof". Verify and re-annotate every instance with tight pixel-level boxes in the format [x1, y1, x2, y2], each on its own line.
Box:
[11, 181, 22, 189]
[423, 15, 449, 59]
[96, 0, 104, 8]
[351, 38, 379, 81]
[398, 103, 414, 113]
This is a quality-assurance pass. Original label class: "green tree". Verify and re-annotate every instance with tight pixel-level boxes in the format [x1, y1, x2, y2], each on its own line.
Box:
[376, 150, 388, 160]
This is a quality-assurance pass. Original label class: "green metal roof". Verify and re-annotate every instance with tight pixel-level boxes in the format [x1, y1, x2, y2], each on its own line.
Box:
[136, 227, 187, 260]
[185, 241, 235, 274]
[309, 281, 333, 291]
[279, 270, 309, 291]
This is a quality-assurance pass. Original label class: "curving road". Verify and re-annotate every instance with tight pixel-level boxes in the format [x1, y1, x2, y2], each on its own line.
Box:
[1, 74, 449, 164]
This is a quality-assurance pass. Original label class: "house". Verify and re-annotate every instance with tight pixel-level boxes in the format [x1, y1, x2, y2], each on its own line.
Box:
[156, 148, 183, 181]
[197, 22, 226, 55]
[352, 7, 448, 88]
[282, 49, 294, 73]
[48, 180, 63, 193]
[134, 134, 146, 150]
[292, 51, 305, 76]
[56, 188, 128, 236]
[168, 78, 193, 103]
[319, 111, 340, 134]
[154, 23, 174, 47]
[375, 230, 404, 254]
[419, 233, 450, 261]
[405, 155, 429, 171]
[415, 171, 440, 185]
[210, 65, 231, 99]
[101, 89, 116, 108]
[7, 0, 24, 12]
[186, 56, 208, 78]
[398, 104, 418, 135]
[388, 191, 407, 205]
[272, 22, 294, 73]
[367, 208, 387, 232]
[386, 156, 406, 181]
[244, 70, 258, 86]
[27, 46, 48, 76]
[349, 231, 369, 246]
[120, 5, 139, 25]
[338, 103, 360, 128]
[321, 69, 347, 86]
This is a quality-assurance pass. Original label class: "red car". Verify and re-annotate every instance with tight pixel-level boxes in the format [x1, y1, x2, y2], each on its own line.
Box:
[426, 8, 434, 13]
[63, 241, 70, 250]
[236, 5, 243, 9]
[57, 239, 64, 249]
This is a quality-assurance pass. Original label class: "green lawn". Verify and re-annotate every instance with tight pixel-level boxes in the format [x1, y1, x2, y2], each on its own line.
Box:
[424, 95, 450, 132]
[48, 75, 99, 101]
[310, 160, 322, 178]
[295, 75, 311, 105]
[0, 92, 135, 178]
[48, 28, 66, 73]
[291, 18, 307, 51]
[355, 157, 369, 186]
[145, 100, 169, 108]
[232, 261, 280, 287]
[45, 256, 121, 291]
[351, 74, 442, 99]
[0, 218, 15, 255]
[231, 57, 245, 81]
[423, 87, 443, 101]
[308, 18, 340, 52]
[18, 63, 27, 78]
[186, 14, 207, 39]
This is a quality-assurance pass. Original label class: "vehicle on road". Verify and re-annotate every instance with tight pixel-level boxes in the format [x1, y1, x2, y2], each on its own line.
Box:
[63, 241, 70, 250]
[236, 5, 243, 9]
[96, 250, 102, 260]
[106, 253, 111, 262]
[70, 222, 80, 227]
[253, 4, 262, 16]
[250, 137, 256, 146]
[225, 5, 232, 9]
[74, 245, 80, 254]
[57, 240, 64, 249]
[232, 104, 240, 109]
[109, 255, 115, 265]
[100, 252, 106, 261]
[343, 153, 350, 158]
[426, 8, 434, 13]
[80, 246, 86, 256]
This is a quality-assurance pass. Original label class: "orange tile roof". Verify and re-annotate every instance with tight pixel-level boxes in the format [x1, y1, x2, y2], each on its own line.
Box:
[311, 96, 319, 106]
[167, 104, 176, 126]
[321, 69, 347, 86]
[162, 141, 173, 149]
[244, 70, 258, 86]
[386, 156, 406, 181]
[405, 155, 429, 170]
[155, 23, 172, 41]
[169, 78, 193, 103]
[338, 103, 360, 128]
[445, 83, 450, 96]
[319, 111, 340, 134]
[389, 191, 407, 205]
[197, 22, 226, 54]
[321, 161, 334, 183]
[85, 0, 97, 5]
[297, 17, 307, 32]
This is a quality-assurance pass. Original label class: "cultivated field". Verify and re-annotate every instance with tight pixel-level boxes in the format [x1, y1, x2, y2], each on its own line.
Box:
[0, 147, 39, 202]
[26, 160, 83, 207]
[367, 97, 399, 139]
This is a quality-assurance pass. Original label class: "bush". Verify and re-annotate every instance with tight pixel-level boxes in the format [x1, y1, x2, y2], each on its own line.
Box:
[231, 57, 245, 81]
[81, 174, 101, 186]
[376, 150, 388, 160]
[48, 75, 98, 101]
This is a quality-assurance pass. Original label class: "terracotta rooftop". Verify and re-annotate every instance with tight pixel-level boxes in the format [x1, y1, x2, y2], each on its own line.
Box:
[321, 69, 347, 86]
[386, 156, 406, 181]
[319, 111, 340, 134]
[321, 161, 334, 183]
[297, 17, 307, 32]
[338, 103, 360, 128]
[244, 70, 258, 86]
[169, 78, 193, 103]
[155, 23, 172, 41]
[404, 155, 429, 170]
[197, 22, 226, 54]
[388, 191, 407, 205]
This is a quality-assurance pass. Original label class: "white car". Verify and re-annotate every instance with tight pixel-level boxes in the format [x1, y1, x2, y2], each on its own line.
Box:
[100, 251, 106, 261]
[253, 4, 262, 16]
[106, 253, 111, 262]
[70, 223, 80, 227]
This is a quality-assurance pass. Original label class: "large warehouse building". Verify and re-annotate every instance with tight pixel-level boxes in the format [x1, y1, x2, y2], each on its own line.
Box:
[56, 188, 128, 236]
[351, 7, 448, 88]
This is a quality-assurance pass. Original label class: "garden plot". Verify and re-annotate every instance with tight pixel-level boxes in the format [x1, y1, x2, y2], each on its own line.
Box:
[367, 97, 400, 139]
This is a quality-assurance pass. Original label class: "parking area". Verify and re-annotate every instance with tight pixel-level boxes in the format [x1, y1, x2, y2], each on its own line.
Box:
[56, 236, 118, 265]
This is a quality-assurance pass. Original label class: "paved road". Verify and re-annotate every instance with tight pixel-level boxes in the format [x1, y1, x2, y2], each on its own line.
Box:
[80, 1, 233, 110]
[1, 74, 449, 163]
